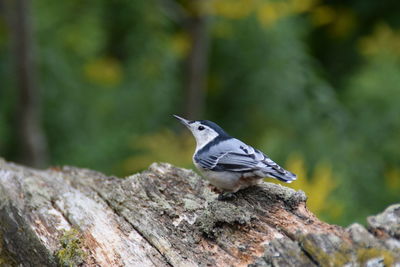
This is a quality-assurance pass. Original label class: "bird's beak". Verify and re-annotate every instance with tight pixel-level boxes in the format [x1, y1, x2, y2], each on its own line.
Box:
[173, 115, 190, 127]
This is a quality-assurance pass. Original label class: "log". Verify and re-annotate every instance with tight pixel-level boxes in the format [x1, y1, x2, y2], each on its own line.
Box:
[0, 158, 399, 266]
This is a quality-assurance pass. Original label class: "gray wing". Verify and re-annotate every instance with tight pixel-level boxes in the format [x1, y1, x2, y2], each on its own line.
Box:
[195, 139, 270, 171]
[195, 139, 251, 170]
[195, 139, 296, 182]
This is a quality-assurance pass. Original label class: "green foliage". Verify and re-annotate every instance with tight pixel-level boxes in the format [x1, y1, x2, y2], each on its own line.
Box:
[0, 0, 399, 226]
[31, 0, 181, 172]
[122, 130, 194, 174]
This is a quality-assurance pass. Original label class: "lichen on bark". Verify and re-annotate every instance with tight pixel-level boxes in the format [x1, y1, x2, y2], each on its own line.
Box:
[56, 228, 86, 267]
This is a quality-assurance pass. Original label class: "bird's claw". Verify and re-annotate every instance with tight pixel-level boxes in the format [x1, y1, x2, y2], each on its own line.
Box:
[217, 192, 236, 201]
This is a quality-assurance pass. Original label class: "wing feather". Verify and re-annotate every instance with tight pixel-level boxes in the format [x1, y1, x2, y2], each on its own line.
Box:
[195, 139, 261, 172]
[195, 138, 297, 182]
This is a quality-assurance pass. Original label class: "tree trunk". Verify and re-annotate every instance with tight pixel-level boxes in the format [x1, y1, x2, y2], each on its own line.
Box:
[5, 0, 49, 168]
[183, 7, 209, 120]
[0, 158, 399, 266]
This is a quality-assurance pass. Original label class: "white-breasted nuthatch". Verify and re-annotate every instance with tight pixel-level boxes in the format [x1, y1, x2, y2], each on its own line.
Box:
[174, 115, 297, 197]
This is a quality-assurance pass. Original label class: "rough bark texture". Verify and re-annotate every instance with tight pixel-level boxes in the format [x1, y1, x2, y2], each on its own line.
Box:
[0, 158, 399, 267]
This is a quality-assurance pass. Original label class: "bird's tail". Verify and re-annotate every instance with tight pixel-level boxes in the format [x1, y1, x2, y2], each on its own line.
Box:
[258, 155, 297, 183]
[268, 170, 297, 183]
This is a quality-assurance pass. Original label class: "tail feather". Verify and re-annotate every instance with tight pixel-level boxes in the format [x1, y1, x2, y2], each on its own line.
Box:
[268, 170, 297, 183]
[258, 155, 297, 183]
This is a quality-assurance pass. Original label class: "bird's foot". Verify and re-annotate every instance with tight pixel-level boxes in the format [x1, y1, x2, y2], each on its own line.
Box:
[217, 192, 236, 201]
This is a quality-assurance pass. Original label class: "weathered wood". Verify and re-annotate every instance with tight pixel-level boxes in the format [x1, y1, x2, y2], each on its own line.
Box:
[0, 158, 399, 266]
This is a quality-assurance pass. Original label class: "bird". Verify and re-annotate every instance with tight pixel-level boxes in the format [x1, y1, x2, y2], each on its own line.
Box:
[173, 115, 297, 199]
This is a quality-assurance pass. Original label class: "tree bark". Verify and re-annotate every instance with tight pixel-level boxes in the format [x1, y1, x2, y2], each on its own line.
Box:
[0, 158, 399, 266]
[183, 4, 209, 120]
[5, 0, 48, 168]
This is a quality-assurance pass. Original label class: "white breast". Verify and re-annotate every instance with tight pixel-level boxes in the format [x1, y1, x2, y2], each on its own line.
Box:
[200, 169, 242, 191]
[193, 155, 264, 192]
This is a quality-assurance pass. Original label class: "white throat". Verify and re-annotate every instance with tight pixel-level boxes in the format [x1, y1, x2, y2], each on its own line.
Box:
[193, 132, 219, 153]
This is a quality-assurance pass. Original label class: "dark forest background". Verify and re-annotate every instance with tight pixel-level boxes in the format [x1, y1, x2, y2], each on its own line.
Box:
[0, 0, 399, 226]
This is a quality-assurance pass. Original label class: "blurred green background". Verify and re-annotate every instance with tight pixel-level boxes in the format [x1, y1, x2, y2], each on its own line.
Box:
[0, 0, 399, 226]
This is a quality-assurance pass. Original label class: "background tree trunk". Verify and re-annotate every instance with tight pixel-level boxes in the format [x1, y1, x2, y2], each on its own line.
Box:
[0, 158, 399, 266]
[5, 0, 48, 168]
[183, 1, 209, 120]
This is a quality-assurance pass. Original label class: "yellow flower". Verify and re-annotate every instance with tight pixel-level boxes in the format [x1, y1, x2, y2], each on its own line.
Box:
[359, 23, 400, 57]
[257, 3, 282, 27]
[291, 0, 318, 13]
[210, 0, 254, 19]
[271, 153, 343, 218]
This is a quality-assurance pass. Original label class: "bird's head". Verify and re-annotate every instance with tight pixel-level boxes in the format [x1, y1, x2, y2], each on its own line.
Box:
[173, 115, 229, 150]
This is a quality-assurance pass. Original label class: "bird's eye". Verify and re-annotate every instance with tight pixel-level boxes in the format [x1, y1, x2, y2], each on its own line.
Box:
[198, 126, 205, 131]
